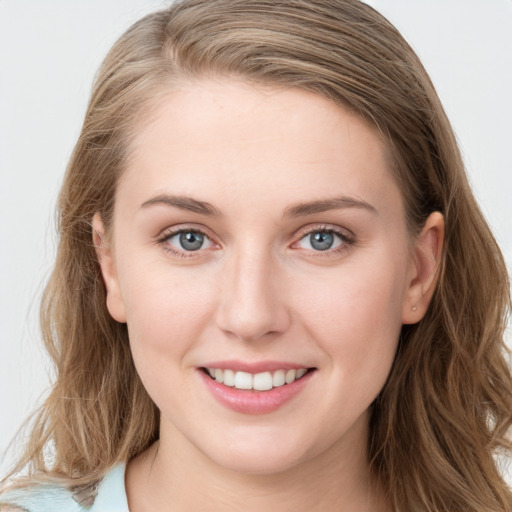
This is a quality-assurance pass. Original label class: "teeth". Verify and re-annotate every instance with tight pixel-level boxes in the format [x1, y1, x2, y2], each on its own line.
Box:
[272, 369, 286, 387]
[285, 369, 296, 384]
[234, 371, 253, 390]
[253, 371, 273, 391]
[223, 369, 235, 387]
[296, 368, 307, 379]
[206, 367, 310, 391]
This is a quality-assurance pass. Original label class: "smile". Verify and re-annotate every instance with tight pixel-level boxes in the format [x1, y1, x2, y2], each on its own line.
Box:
[203, 367, 310, 391]
[199, 366, 316, 414]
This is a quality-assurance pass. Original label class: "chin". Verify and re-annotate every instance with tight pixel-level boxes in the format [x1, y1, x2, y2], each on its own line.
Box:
[213, 449, 305, 476]
[199, 429, 318, 476]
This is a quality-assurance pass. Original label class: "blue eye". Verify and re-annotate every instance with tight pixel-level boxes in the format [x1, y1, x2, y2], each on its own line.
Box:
[296, 230, 344, 251]
[166, 230, 213, 252]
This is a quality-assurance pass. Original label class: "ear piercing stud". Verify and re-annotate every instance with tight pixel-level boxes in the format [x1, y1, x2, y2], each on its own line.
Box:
[411, 305, 417, 311]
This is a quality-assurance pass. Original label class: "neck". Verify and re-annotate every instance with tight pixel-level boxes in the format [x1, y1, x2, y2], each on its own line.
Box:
[126, 414, 389, 512]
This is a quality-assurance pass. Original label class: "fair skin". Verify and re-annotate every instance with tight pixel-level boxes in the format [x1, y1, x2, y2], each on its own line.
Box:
[94, 80, 443, 511]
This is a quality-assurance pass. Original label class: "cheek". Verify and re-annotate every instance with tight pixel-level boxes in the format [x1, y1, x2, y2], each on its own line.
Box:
[294, 251, 407, 380]
[122, 268, 219, 411]
[119, 263, 218, 362]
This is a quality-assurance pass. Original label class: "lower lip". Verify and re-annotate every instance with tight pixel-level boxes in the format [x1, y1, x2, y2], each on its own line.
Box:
[198, 369, 315, 415]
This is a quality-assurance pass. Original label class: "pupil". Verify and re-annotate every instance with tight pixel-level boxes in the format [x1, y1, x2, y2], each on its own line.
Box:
[180, 231, 204, 251]
[310, 231, 333, 251]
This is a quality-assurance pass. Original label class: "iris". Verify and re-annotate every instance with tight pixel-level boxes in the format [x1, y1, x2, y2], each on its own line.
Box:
[180, 231, 204, 251]
[310, 231, 334, 251]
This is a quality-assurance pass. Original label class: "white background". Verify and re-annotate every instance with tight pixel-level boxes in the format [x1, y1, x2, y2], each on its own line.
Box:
[1, 0, 511, 476]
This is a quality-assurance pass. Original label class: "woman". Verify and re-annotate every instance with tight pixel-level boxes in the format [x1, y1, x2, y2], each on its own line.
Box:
[1, 1, 511, 510]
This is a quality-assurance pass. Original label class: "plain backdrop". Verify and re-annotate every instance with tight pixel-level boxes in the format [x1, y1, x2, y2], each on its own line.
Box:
[1, 0, 511, 476]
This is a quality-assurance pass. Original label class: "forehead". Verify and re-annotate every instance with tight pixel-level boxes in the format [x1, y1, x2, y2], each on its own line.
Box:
[118, 79, 402, 219]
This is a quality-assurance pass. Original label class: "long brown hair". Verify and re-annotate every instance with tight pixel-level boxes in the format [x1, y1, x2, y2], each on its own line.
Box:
[3, 1, 511, 510]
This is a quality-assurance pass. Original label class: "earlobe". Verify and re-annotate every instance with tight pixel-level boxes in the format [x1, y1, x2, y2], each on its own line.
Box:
[402, 212, 444, 325]
[92, 213, 127, 323]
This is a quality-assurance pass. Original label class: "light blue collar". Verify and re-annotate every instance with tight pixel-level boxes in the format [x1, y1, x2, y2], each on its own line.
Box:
[89, 464, 129, 512]
[0, 463, 129, 512]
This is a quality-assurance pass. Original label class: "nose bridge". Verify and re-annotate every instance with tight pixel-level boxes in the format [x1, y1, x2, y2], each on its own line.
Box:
[216, 241, 289, 341]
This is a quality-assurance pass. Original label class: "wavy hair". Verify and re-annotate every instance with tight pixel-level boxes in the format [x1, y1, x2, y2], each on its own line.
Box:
[2, 1, 511, 510]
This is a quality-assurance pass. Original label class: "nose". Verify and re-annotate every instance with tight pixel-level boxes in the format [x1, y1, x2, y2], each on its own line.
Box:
[215, 247, 291, 342]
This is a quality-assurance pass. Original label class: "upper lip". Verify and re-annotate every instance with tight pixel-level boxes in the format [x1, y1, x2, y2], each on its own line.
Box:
[200, 360, 314, 374]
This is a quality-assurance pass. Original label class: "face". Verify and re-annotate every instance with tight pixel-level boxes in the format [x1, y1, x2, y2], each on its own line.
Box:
[96, 80, 433, 476]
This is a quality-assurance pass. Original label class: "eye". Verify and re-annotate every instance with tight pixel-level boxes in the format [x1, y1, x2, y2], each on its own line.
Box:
[164, 229, 214, 252]
[295, 229, 345, 252]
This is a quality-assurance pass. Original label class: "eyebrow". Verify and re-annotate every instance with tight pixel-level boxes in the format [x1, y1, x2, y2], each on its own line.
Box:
[283, 196, 377, 218]
[139, 193, 377, 218]
[140, 194, 222, 216]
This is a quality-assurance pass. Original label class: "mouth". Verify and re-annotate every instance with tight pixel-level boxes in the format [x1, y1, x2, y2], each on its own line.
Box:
[201, 367, 316, 392]
[199, 364, 317, 414]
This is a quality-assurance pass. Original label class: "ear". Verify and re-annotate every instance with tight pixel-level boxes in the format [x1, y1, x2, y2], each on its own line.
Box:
[402, 212, 444, 324]
[92, 212, 127, 323]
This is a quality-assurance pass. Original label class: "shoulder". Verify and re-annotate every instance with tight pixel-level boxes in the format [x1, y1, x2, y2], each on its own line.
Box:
[0, 464, 128, 512]
[0, 483, 83, 512]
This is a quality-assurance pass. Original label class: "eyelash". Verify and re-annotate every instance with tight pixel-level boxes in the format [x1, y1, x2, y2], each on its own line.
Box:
[157, 225, 217, 259]
[156, 224, 356, 259]
[292, 224, 356, 257]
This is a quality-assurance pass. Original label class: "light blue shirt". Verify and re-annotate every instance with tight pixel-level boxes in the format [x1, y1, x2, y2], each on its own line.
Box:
[0, 464, 128, 511]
